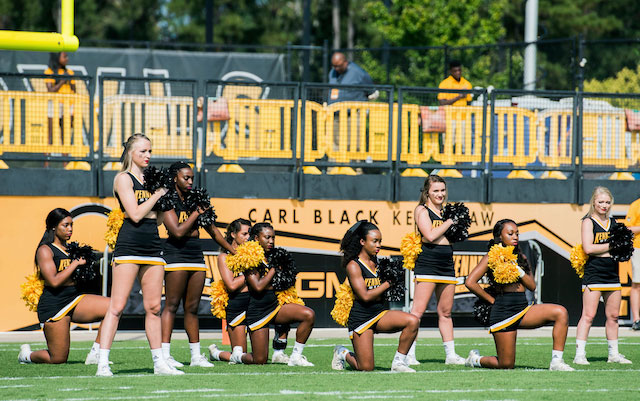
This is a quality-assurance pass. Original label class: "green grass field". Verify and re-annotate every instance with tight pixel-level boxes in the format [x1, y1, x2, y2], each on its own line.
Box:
[1, 336, 639, 400]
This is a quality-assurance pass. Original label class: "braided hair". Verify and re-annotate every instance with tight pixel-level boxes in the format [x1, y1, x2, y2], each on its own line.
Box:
[250, 222, 274, 241]
[339, 220, 379, 269]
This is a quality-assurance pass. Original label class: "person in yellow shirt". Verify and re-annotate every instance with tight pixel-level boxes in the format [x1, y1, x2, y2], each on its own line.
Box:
[624, 198, 640, 330]
[438, 60, 472, 106]
[45, 52, 76, 146]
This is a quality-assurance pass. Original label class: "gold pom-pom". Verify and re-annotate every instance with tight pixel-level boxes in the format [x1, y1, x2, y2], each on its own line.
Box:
[570, 244, 587, 278]
[487, 244, 520, 284]
[400, 232, 422, 270]
[226, 241, 265, 274]
[209, 280, 229, 319]
[276, 286, 305, 306]
[105, 208, 125, 249]
[20, 272, 44, 312]
[331, 282, 354, 327]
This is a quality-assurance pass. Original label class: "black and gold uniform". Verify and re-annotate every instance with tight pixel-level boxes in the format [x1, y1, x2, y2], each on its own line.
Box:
[487, 252, 533, 333]
[226, 278, 250, 327]
[582, 216, 621, 292]
[347, 258, 388, 338]
[37, 243, 86, 323]
[113, 172, 165, 266]
[163, 195, 206, 272]
[414, 206, 456, 284]
[246, 263, 281, 332]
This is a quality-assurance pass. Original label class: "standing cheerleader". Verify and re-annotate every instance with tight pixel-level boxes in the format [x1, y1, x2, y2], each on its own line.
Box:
[96, 134, 181, 376]
[464, 219, 573, 370]
[574, 187, 632, 365]
[160, 162, 235, 368]
[407, 175, 464, 365]
[331, 221, 419, 372]
[208, 218, 252, 363]
[232, 222, 315, 366]
[19, 208, 110, 365]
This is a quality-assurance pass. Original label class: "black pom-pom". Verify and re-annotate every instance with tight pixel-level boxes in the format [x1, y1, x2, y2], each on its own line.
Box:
[378, 257, 405, 302]
[609, 222, 634, 262]
[67, 242, 100, 286]
[156, 190, 179, 212]
[443, 202, 472, 243]
[184, 187, 217, 227]
[143, 166, 172, 193]
[472, 286, 497, 326]
[267, 247, 298, 291]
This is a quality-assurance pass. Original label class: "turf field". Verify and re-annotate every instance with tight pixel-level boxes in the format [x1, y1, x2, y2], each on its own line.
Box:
[1, 336, 639, 400]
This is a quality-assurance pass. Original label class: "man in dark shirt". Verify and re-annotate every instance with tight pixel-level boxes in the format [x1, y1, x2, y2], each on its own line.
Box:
[328, 52, 377, 104]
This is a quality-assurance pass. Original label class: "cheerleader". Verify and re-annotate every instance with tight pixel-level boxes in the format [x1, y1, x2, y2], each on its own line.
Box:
[96, 134, 181, 376]
[231, 222, 315, 366]
[208, 218, 251, 363]
[19, 208, 110, 365]
[464, 219, 574, 370]
[407, 175, 464, 365]
[574, 187, 632, 365]
[331, 221, 419, 372]
[160, 162, 235, 368]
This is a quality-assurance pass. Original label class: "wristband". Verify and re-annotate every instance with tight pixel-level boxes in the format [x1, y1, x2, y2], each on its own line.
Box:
[516, 266, 526, 279]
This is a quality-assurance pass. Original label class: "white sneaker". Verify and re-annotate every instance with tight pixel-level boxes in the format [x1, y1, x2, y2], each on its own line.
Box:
[465, 349, 481, 368]
[271, 351, 290, 364]
[573, 355, 590, 365]
[208, 344, 220, 361]
[230, 348, 244, 364]
[331, 346, 347, 370]
[406, 354, 420, 366]
[549, 358, 575, 371]
[608, 354, 632, 364]
[391, 360, 416, 373]
[445, 353, 466, 365]
[288, 353, 314, 367]
[191, 353, 214, 367]
[18, 344, 32, 364]
[165, 355, 184, 368]
[95, 363, 113, 377]
[154, 359, 185, 375]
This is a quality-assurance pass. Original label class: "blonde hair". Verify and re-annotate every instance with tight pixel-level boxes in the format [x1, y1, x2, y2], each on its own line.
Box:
[584, 186, 614, 219]
[120, 133, 151, 172]
[418, 174, 447, 205]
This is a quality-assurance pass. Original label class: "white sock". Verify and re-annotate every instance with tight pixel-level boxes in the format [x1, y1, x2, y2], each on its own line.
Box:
[161, 343, 171, 359]
[272, 349, 284, 356]
[291, 342, 305, 357]
[551, 350, 563, 360]
[151, 348, 163, 364]
[470, 352, 482, 367]
[607, 339, 619, 356]
[339, 347, 350, 360]
[575, 339, 587, 357]
[232, 345, 244, 363]
[393, 351, 406, 363]
[98, 348, 110, 366]
[443, 340, 456, 357]
[408, 341, 417, 358]
[24, 350, 32, 362]
[189, 342, 201, 359]
[91, 342, 100, 353]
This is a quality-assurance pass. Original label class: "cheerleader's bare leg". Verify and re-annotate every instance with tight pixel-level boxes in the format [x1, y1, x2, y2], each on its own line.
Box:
[138, 264, 165, 349]
[348, 329, 375, 371]
[375, 311, 420, 354]
[161, 271, 189, 344]
[435, 283, 455, 342]
[99, 264, 140, 349]
[519, 304, 569, 351]
[243, 327, 269, 364]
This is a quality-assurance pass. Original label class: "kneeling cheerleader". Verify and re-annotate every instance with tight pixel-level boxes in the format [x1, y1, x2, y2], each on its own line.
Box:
[330, 221, 419, 372]
[465, 219, 574, 370]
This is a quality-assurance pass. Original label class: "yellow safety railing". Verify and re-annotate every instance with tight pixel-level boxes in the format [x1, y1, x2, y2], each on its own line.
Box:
[428, 106, 488, 166]
[398, 103, 426, 165]
[536, 109, 573, 168]
[102, 94, 194, 159]
[491, 107, 537, 167]
[299, 100, 327, 162]
[0, 91, 90, 157]
[582, 110, 631, 169]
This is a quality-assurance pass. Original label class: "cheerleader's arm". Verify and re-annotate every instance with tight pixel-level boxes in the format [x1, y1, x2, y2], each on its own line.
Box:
[204, 225, 236, 255]
[217, 253, 245, 292]
[163, 208, 201, 238]
[245, 266, 276, 293]
[36, 245, 85, 288]
[346, 261, 390, 303]
[415, 205, 453, 243]
[465, 255, 495, 304]
[114, 173, 166, 223]
[581, 218, 610, 255]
